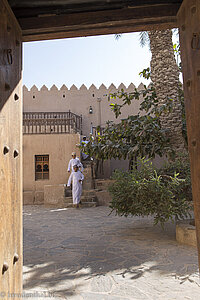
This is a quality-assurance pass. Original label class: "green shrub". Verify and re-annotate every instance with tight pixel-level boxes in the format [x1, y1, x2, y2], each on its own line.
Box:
[159, 153, 192, 202]
[108, 158, 191, 227]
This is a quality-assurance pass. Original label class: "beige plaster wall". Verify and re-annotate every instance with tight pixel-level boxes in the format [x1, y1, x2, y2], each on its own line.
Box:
[23, 83, 164, 184]
[23, 133, 80, 204]
[23, 83, 144, 136]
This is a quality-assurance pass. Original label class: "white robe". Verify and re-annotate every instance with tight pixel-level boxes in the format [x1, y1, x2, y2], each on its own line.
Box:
[67, 171, 84, 204]
[81, 140, 89, 160]
[67, 157, 83, 172]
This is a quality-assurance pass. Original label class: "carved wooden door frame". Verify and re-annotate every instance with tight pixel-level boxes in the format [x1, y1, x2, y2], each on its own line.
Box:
[0, 0, 22, 294]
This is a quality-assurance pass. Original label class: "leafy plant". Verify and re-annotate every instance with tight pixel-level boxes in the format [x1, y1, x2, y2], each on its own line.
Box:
[108, 158, 191, 227]
[79, 65, 187, 162]
[159, 152, 192, 202]
[80, 80, 175, 162]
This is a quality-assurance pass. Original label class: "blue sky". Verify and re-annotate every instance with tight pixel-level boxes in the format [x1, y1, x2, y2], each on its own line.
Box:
[22, 32, 152, 90]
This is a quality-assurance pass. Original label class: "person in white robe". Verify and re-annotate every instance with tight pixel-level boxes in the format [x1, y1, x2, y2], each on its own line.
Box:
[81, 136, 89, 160]
[67, 165, 84, 207]
[68, 152, 83, 173]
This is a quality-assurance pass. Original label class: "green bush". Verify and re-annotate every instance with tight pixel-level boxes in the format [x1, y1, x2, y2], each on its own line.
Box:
[159, 153, 192, 202]
[108, 158, 191, 227]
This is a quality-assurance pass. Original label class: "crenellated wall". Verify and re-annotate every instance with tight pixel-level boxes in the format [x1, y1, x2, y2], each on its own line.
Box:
[22, 82, 164, 202]
[23, 83, 145, 136]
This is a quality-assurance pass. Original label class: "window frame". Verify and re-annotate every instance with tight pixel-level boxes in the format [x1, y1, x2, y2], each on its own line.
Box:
[35, 154, 49, 181]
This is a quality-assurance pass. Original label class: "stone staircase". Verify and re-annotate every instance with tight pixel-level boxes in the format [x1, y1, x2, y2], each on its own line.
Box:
[44, 161, 98, 208]
[44, 162, 114, 208]
[63, 187, 98, 208]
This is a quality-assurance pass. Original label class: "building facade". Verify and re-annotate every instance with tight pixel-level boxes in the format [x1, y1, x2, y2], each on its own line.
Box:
[23, 83, 144, 204]
[23, 83, 144, 136]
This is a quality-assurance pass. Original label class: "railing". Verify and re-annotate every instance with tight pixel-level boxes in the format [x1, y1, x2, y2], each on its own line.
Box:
[23, 111, 82, 134]
[91, 126, 105, 136]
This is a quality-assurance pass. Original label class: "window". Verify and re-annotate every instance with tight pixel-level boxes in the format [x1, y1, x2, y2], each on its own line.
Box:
[35, 155, 49, 180]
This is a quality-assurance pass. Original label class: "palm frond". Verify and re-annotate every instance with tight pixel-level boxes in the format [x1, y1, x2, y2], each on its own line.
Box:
[139, 31, 150, 47]
[115, 34, 122, 40]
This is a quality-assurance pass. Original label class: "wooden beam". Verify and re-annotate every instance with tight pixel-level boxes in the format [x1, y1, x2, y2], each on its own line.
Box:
[22, 18, 177, 42]
[20, 3, 179, 41]
[10, 0, 183, 18]
[178, 0, 200, 270]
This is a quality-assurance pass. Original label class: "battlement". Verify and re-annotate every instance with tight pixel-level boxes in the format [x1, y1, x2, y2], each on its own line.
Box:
[23, 82, 147, 137]
[23, 82, 147, 92]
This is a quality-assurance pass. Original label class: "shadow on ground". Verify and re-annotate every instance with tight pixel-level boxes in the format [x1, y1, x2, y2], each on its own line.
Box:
[23, 206, 199, 299]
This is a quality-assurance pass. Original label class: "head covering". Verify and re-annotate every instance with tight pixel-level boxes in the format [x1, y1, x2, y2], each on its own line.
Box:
[72, 152, 76, 156]
[73, 164, 78, 168]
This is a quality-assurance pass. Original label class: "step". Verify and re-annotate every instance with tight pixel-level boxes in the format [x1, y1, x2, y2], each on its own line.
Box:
[82, 189, 97, 196]
[80, 201, 97, 208]
[64, 195, 97, 203]
[64, 187, 96, 196]
[65, 188, 97, 197]
[63, 196, 73, 204]
[63, 201, 97, 208]
[81, 195, 97, 202]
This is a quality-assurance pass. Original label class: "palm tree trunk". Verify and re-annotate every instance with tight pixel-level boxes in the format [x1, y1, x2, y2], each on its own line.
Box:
[148, 29, 185, 152]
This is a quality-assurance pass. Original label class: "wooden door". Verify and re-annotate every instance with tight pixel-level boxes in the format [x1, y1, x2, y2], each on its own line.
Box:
[0, 0, 22, 294]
